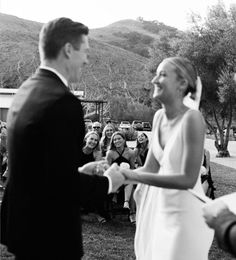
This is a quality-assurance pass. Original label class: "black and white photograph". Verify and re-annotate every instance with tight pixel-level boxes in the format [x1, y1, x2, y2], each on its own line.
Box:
[0, 0, 236, 259]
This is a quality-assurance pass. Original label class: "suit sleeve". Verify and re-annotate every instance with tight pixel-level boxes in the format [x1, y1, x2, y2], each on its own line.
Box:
[43, 94, 109, 206]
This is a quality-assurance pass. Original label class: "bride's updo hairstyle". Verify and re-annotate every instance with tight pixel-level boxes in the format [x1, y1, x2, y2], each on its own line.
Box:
[164, 57, 198, 99]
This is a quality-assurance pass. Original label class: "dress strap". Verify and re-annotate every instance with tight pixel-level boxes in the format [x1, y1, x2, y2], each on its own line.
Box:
[116, 147, 126, 157]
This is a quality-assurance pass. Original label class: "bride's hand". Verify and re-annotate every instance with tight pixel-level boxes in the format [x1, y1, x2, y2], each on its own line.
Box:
[120, 168, 138, 184]
[78, 160, 109, 175]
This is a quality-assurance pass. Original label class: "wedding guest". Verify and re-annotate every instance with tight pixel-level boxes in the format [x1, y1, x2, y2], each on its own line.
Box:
[201, 148, 215, 199]
[100, 123, 115, 157]
[127, 133, 150, 224]
[134, 133, 149, 167]
[0, 123, 7, 182]
[80, 131, 110, 223]
[106, 131, 136, 218]
[81, 131, 102, 165]
[92, 121, 102, 137]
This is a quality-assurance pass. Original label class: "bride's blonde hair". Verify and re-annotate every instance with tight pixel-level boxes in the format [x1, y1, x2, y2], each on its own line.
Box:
[164, 57, 198, 100]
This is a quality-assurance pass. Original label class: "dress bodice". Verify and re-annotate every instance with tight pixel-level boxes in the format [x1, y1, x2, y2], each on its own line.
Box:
[152, 109, 186, 173]
[150, 109, 204, 211]
[111, 148, 131, 166]
[133, 109, 214, 260]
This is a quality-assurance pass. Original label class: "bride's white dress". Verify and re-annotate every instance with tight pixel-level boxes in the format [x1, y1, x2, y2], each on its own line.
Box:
[134, 109, 214, 260]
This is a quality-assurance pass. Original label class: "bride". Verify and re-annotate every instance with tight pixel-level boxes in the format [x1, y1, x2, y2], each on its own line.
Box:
[121, 57, 214, 260]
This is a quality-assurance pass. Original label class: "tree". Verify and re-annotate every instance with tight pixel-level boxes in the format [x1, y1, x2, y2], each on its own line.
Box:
[109, 95, 155, 122]
[178, 2, 236, 157]
[147, 30, 183, 74]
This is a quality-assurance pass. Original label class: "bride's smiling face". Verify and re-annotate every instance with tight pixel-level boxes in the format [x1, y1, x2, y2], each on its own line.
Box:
[151, 61, 182, 103]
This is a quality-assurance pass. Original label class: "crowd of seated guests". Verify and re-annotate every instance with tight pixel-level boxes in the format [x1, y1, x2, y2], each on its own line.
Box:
[2, 116, 215, 225]
[83, 120, 150, 224]
[2, 117, 213, 225]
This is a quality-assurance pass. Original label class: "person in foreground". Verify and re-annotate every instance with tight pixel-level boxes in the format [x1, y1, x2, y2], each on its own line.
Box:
[202, 72, 236, 258]
[121, 56, 214, 260]
[0, 17, 124, 260]
[203, 198, 236, 257]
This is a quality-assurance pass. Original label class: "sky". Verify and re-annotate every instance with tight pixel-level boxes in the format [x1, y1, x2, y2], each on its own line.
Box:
[0, 0, 235, 30]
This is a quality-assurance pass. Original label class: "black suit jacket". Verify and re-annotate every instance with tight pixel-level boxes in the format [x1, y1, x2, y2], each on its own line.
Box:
[0, 69, 109, 259]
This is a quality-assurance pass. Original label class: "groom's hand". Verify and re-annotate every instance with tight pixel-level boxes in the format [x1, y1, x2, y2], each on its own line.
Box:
[78, 160, 109, 175]
[104, 163, 125, 193]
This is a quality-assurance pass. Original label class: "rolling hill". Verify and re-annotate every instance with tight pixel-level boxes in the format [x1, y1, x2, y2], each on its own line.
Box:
[0, 13, 42, 87]
[0, 14, 149, 93]
[0, 14, 181, 104]
[91, 18, 181, 58]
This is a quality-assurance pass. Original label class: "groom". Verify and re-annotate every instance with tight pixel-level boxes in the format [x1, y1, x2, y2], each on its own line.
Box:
[0, 17, 124, 260]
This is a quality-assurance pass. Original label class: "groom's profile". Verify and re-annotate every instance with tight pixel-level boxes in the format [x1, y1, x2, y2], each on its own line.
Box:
[0, 17, 124, 260]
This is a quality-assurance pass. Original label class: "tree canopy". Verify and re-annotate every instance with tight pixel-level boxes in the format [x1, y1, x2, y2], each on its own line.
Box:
[147, 2, 236, 156]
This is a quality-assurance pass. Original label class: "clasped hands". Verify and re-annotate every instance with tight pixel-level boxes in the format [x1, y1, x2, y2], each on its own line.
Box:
[78, 160, 136, 193]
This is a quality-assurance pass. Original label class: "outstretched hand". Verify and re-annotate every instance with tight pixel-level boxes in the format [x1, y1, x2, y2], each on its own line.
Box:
[78, 160, 110, 176]
[104, 163, 125, 193]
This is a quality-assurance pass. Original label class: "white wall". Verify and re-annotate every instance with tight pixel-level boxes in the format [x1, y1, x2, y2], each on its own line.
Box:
[0, 88, 17, 121]
[0, 88, 84, 121]
[0, 88, 17, 108]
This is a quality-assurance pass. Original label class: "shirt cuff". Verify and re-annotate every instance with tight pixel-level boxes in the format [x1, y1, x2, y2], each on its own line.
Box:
[106, 175, 112, 194]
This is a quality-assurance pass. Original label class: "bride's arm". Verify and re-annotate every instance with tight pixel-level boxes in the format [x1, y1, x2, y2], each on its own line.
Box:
[134, 147, 160, 174]
[123, 110, 205, 190]
[123, 148, 160, 185]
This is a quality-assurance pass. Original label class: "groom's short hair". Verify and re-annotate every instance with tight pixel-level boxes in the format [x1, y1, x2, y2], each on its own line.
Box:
[39, 17, 89, 60]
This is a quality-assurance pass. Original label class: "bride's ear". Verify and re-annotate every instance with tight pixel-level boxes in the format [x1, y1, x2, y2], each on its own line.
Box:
[190, 92, 196, 100]
[179, 79, 188, 96]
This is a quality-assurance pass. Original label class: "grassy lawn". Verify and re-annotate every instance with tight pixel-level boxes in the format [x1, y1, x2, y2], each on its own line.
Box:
[1, 162, 236, 260]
